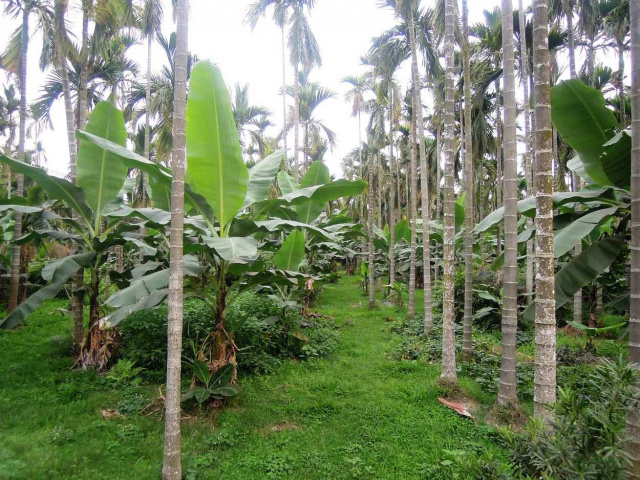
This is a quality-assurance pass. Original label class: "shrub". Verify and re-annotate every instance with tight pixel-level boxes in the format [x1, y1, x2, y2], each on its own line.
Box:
[510, 357, 640, 480]
[120, 298, 215, 380]
[120, 292, 339, 378]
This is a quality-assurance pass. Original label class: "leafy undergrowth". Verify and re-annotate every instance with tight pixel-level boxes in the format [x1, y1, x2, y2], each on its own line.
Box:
[0, 277, 506, 480]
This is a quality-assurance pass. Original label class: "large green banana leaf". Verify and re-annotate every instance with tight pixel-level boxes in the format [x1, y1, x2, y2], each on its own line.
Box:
[243, 151, 283, 209]
[296, 162, 332, 224]
[553, 206, 622, 257]
[201, 237, 258, 261]
[104, 255, 206, 327]
[254, 180, 366, 216]
[277, 171, 299, 195]
[230, 218, 338, 242]
[77, 101, 128, 227]
[274, 229, 305, 272]
[186, 61, 248, 232]
[0, 253, 97, 329]
[551, 79, 625, 188]
[523, 234, 625, 321]
[474, 188, 617, 233]
[0, 155, 92, 224]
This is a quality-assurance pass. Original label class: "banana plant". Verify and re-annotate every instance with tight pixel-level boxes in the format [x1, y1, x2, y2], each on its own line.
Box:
[97, 61, 366, 377]
[0, 101, 178, 370]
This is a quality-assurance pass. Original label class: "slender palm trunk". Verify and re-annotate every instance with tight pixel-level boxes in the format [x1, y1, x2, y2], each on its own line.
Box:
[462, 0, 473, 355]
[407, 75, 418, 320]
[407, 9, 432, 333]
[619, 41, 626, 127]
[627, 0, 640, 475]
[495, 75, 503, 255]
[79, 2, 89, 130]
[434, 123, 442, 282]
[162, 0, 188, 477]
[519, 0, 534, 304]
[532, 0, 556, 422]
[389, 87, 396, 292]
[293, 64, 300, 181]
[281, 25, 288, 164]
[9, 7, 29, 314]
[565, 0, 576, 78]
[441, 0, 457, 384]
[53, 0, 84, 347]
[368, 155, 376, 309]
[497, 0, 519, 406]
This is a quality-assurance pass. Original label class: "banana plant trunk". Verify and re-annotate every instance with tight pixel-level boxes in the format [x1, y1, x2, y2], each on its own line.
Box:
[627, 0, 640, 475]
[497, 0, 519, 407]
[532, 0, 556, 422]
[163, 0, 189, 477]
[8, 6, 29, 314]
[441, 0, 458, 385]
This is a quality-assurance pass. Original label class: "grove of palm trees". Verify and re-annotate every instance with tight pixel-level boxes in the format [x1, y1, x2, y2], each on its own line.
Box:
[0, 0, 639, 478]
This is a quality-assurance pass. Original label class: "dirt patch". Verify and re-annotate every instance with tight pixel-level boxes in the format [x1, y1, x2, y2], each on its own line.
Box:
[262, 421, 299, 434]
[484, 404, 529, 432]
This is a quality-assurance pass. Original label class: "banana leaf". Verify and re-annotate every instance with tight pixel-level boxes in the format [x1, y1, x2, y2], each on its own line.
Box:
[186, 61, 248, 231]
[274, 229, 305, 272]
[0, 253, 97, 329]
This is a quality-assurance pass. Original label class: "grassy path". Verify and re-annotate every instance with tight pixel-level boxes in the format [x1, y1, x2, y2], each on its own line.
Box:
[0, 275, 501, 479]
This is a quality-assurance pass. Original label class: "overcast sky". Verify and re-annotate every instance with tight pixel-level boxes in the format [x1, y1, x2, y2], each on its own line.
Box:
[0, 0, 587, 179]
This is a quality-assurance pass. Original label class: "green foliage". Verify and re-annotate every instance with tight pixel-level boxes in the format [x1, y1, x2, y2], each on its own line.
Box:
[181, 363, 240, 405]
[120, 298, 216, 380]
[106, 360, 144, 387]
[510, 357, 640, 480]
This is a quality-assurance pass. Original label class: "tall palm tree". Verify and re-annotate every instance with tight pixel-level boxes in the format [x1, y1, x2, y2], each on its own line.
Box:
[52, 0, 87, 349]
[497, 0, 519, 407]
[518, 0, 534, 304]
[342, 75, 368, 184]
[232, 83, 271, 159]
[125, 32, 197, 165]
[286, 79, 336, 169]
[627, 0, 640, 474]
[441, 0, 457, 385]
[461, 0, 474, 356]
[368, 130, 376, 308]
[532, 0, 556, 422]
[288, 1, 321, 181]
[245, 0, 291, 164]
[163, 0, 188, 477]
[603, 0, 629, 126]
[140, 0, 163, 161]
[3, 0, 30, 314]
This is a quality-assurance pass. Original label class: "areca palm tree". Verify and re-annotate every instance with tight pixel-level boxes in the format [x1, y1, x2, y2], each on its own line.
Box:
[232, 83, 271, 160]
[288, 1, 321, 181]
[462, 0, 474, 356]
[2, 0, 32, 314]
[497, 0, 519, 407]
[163, 0, 188, 476]
[627, 0, 639, 474]
[441, 0, 457, 386]
[532, 0, 556, 422]
[284, 78, 336, 171]
[377, 0, 440, 325]
[125, 32, 197, 165]
[140, 0, 163, 161]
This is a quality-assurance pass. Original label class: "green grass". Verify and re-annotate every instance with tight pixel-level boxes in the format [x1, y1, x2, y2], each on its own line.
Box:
[0, 276, 505, 480]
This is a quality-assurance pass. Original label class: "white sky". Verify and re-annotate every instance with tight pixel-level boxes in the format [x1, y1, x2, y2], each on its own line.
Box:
[0, 0, 616, 180]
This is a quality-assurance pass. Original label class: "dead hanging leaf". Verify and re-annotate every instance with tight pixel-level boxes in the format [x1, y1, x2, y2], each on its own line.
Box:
[101, 409, 124, 420]
[438, 398, 474, 420]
